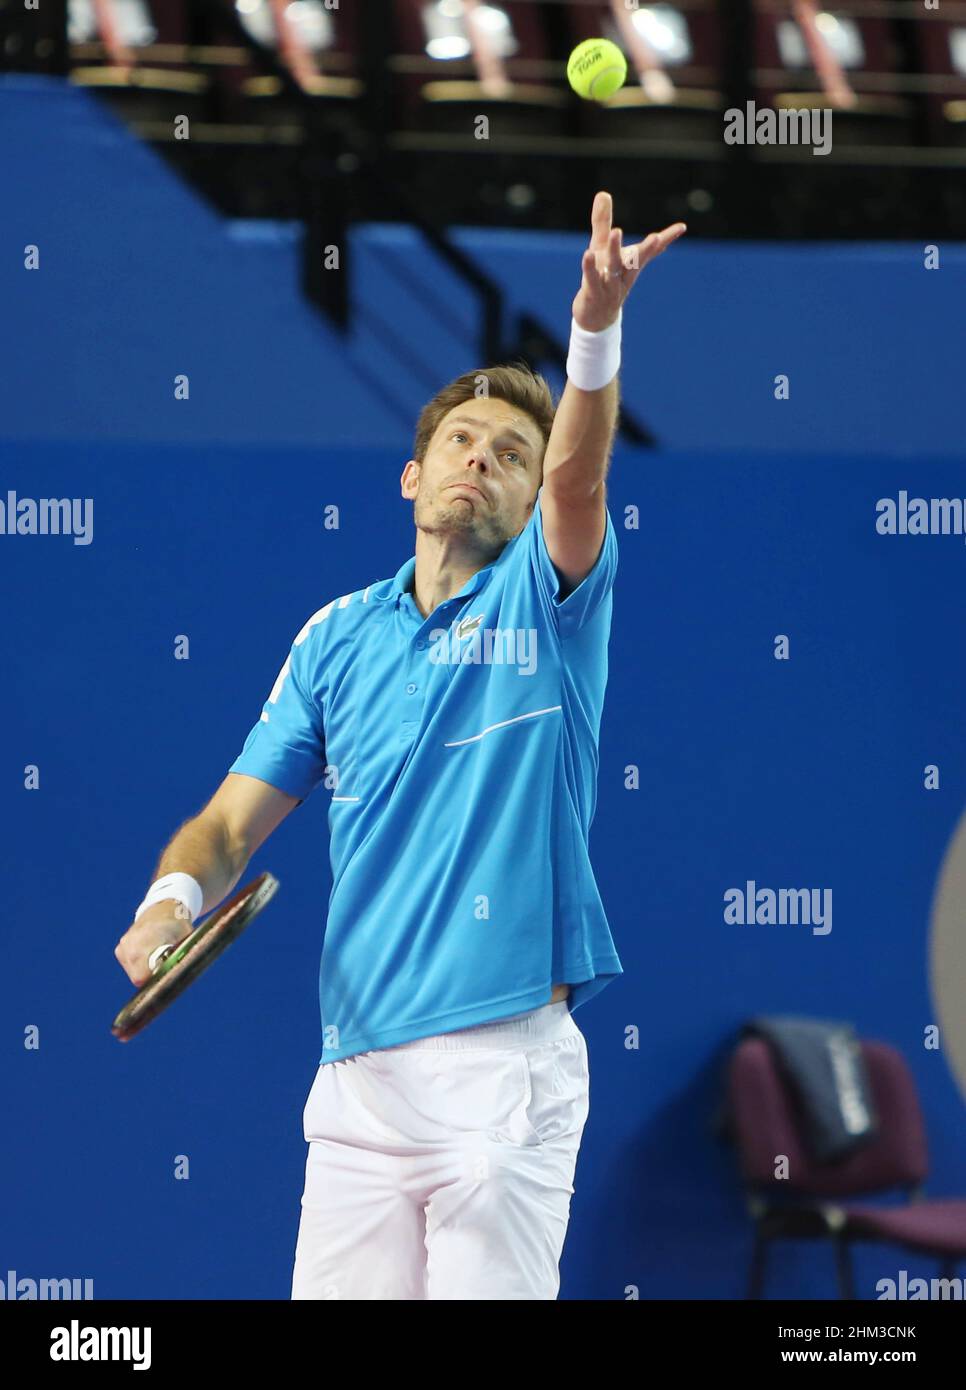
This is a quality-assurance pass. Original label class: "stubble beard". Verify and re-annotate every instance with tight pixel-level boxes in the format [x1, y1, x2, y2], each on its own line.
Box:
[416, 488, 502, 545]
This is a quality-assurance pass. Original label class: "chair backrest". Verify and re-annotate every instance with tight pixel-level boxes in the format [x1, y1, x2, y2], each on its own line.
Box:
[727, 1035, 929, 1198]
[392, 0, 556, 127]
[910, 15, 966, 143]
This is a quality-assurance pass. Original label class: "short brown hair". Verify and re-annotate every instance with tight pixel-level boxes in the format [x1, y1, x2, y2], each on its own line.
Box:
[412, 362, 557, 475]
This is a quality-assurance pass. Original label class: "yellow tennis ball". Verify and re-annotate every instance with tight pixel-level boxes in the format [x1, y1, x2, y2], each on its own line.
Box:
[567, 38, 627, 102]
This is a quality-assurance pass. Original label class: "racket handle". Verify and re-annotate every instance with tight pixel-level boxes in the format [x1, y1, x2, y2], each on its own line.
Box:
[148, 943, 176, 973]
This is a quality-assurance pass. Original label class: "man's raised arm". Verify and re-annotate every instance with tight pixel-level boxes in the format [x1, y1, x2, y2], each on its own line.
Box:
[539, 191, 686, 592]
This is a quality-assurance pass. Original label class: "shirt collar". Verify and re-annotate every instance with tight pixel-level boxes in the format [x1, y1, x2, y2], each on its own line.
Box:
[378, 552, 499, 607]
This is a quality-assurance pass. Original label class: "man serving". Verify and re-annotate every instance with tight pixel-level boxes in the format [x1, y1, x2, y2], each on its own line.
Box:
[115, 193, 685, 1300]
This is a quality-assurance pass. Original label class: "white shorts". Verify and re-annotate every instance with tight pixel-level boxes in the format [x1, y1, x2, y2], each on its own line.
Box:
[291, 1000, 590, 1300]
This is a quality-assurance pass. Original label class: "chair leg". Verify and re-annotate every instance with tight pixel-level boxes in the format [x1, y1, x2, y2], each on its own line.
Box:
[833, 1235, 854, 1299]
[747, 1225, 769, 1299]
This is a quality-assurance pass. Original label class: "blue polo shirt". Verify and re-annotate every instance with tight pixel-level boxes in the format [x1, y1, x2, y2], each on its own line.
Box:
[229, 486, 623, 1063]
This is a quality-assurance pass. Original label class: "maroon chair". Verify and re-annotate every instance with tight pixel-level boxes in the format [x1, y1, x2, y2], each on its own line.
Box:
[209, 0, 363, 113]
[751, 1, 916, 146]
[67, 0, 216, 132]
[391, 0, 566, 137]
[727, 1036, 966, 1298]
[908, 12, 966, 146]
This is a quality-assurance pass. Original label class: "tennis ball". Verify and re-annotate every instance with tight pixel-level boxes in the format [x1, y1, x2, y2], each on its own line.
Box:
[567, 38, 627, 102]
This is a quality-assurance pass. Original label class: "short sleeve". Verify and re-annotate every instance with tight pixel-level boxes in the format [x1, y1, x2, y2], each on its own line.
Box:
[228, 615, 327, 800]
[526, 486, 619, 639]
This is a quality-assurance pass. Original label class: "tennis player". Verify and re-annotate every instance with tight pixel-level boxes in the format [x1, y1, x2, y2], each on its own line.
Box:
[115, 192, 685, 1299]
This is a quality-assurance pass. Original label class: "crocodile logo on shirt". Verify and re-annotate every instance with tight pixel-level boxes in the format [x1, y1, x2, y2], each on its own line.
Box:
[455, 613, 485, 640]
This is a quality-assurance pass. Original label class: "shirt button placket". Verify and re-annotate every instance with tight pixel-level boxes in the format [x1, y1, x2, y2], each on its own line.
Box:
[399, 626, 427, 741]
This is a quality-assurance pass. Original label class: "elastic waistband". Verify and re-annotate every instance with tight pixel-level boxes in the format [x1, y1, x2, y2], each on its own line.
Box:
[387, 1001, 577, 1052]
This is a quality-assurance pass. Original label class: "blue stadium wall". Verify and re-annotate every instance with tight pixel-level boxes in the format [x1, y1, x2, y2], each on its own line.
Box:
[3, 74, 965, 1300]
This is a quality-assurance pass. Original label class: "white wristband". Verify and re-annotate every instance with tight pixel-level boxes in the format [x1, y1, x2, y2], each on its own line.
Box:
[566, 309, 622, 391]
[134, 872, 204, 926]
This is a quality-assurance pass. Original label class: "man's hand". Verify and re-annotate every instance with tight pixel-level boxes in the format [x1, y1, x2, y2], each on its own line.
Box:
[572, 191, 686, 333]
[114, 900, 194, 989]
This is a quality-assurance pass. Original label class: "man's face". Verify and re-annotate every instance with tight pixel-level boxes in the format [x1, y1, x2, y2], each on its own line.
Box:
[403, 396, 545, 550]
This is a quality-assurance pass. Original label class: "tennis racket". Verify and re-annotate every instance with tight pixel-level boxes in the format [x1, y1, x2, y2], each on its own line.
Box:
[111, 870, 279, 1042]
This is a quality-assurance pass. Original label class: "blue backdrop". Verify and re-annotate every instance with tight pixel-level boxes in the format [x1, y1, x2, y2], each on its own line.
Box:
[3, 73, 965, 1301]
[3, 440, 965, 1299]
